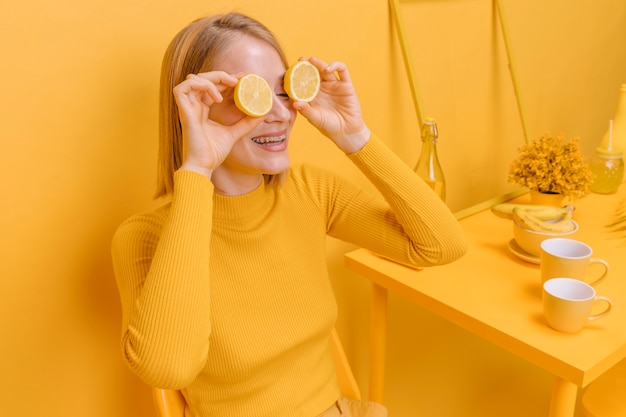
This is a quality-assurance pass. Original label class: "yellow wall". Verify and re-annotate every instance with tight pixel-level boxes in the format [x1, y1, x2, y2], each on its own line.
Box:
[1, 0, 624, 416]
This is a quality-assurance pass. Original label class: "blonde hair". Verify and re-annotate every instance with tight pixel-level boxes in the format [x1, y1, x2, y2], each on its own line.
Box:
[155, 13, 289, 198]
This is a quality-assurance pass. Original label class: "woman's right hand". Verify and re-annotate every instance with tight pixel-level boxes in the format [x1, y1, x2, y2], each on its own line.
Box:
[172, 71, 264, 178]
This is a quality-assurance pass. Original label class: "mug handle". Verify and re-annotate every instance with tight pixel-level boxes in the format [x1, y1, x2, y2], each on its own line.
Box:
[588, 258, 610, 285]
[588, 296, 612, 321]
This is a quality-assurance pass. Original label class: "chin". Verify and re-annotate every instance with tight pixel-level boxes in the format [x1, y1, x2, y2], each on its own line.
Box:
[261, 158, 291, 175]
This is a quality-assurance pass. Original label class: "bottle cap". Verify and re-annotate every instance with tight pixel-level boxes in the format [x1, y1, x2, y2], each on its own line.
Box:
[423, 117, 438, 137]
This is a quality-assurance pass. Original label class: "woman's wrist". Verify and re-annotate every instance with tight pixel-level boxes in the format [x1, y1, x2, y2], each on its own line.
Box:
[177, 163, 213, 180]
[339, 125, 371, 154]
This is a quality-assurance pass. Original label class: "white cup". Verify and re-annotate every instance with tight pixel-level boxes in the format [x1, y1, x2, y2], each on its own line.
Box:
[542, 278, 612, 333]
[540, 238, 609, 284]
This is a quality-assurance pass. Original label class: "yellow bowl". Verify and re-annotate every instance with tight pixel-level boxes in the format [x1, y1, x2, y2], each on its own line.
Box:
[513, 220, 579, 257]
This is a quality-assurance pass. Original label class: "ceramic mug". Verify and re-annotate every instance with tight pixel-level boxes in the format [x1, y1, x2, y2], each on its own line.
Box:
[542, 278, 612, 333]
[540, 238, 609, 284]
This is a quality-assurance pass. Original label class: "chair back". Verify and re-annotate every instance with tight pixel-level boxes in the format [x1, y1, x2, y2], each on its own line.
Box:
[329, 327, 361, 400]
[152, 387, 186, 417]
[152, 328, 361, 416]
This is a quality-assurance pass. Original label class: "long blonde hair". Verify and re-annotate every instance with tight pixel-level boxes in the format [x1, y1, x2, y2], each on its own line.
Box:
[155, 13, 289, 198]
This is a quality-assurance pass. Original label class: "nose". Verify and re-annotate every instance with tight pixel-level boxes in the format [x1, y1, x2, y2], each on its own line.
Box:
[265, 94, 294, 122]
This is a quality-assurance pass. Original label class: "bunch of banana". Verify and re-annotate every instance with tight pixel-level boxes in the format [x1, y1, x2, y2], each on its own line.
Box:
[491, 203, 576, 233]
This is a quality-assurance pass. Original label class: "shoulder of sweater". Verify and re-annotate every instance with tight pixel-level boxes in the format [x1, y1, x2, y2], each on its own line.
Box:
[286, 163, 350, 191]
[288, 162, 333, 179]
[113, 203, 172, 241]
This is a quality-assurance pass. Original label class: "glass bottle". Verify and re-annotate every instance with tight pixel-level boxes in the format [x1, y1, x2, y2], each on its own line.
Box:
[414, 118, 446, 201]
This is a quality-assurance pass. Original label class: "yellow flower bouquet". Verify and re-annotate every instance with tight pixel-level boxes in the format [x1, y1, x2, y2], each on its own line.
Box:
[508, 133, 594, 200]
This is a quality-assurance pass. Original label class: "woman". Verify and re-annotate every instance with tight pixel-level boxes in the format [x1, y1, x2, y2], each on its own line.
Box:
[111, 12, 467, 417]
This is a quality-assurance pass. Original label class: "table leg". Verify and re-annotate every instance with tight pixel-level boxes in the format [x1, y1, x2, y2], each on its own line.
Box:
[549, 377, 578, 417]
[369, 283, 388, 404]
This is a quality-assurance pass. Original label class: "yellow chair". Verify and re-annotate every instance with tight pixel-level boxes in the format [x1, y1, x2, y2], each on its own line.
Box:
[152, 328, 362, 416]
[581, 358, 626, 417]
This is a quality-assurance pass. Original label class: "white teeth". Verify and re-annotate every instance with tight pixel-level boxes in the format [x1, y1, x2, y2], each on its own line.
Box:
[251, 135, 286, 144]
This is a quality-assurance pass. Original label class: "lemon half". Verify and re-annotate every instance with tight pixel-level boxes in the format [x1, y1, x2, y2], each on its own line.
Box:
[284, 61, 320, 102]
[234, 73, 273, 117]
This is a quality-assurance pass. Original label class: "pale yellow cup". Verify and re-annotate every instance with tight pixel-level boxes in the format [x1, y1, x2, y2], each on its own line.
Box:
[542, 278, 612, 333]
[539, 238, 609, 284]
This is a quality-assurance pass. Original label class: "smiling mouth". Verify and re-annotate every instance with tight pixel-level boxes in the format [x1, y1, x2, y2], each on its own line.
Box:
[251, 135, 286, 145]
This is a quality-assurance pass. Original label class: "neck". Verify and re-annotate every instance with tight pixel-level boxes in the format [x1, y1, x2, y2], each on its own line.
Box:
[211, 170, 264, 196]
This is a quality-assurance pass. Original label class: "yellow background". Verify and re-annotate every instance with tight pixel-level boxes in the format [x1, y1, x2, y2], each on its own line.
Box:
[1, 0, 624, 416]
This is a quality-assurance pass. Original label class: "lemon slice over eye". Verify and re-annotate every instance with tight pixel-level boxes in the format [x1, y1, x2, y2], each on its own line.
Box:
[234, 73, 273, 117]
[284, 61, 321, 102]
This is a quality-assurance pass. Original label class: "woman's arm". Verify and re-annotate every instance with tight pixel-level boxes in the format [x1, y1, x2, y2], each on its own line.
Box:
[294, 58, 466, 266]
[112, 171, 214, 388]
[111, 70, 265, 388]
[307, 134, 467, 268]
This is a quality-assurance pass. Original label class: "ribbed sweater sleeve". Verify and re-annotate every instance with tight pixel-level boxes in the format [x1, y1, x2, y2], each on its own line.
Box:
[111, 170, 214, 388]
[336, 134, 467, 266]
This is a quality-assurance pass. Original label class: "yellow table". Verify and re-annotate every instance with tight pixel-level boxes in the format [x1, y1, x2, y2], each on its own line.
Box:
[345, 190, 626, 417]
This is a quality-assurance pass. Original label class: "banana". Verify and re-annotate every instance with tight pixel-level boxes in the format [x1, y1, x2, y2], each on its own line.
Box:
[491, 203, 575, 221]
[512, 206, 576, 233]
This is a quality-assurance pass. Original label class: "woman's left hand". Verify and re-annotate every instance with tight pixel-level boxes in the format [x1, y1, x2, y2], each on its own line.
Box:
[293, 57, 370, 154]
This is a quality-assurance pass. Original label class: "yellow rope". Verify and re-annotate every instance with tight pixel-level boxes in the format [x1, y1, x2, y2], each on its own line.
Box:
[495, 0, 530, 144]
[389, 0, 425, 129]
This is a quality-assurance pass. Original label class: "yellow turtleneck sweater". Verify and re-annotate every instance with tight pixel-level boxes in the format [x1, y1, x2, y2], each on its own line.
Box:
[111, 134, 467, 417]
